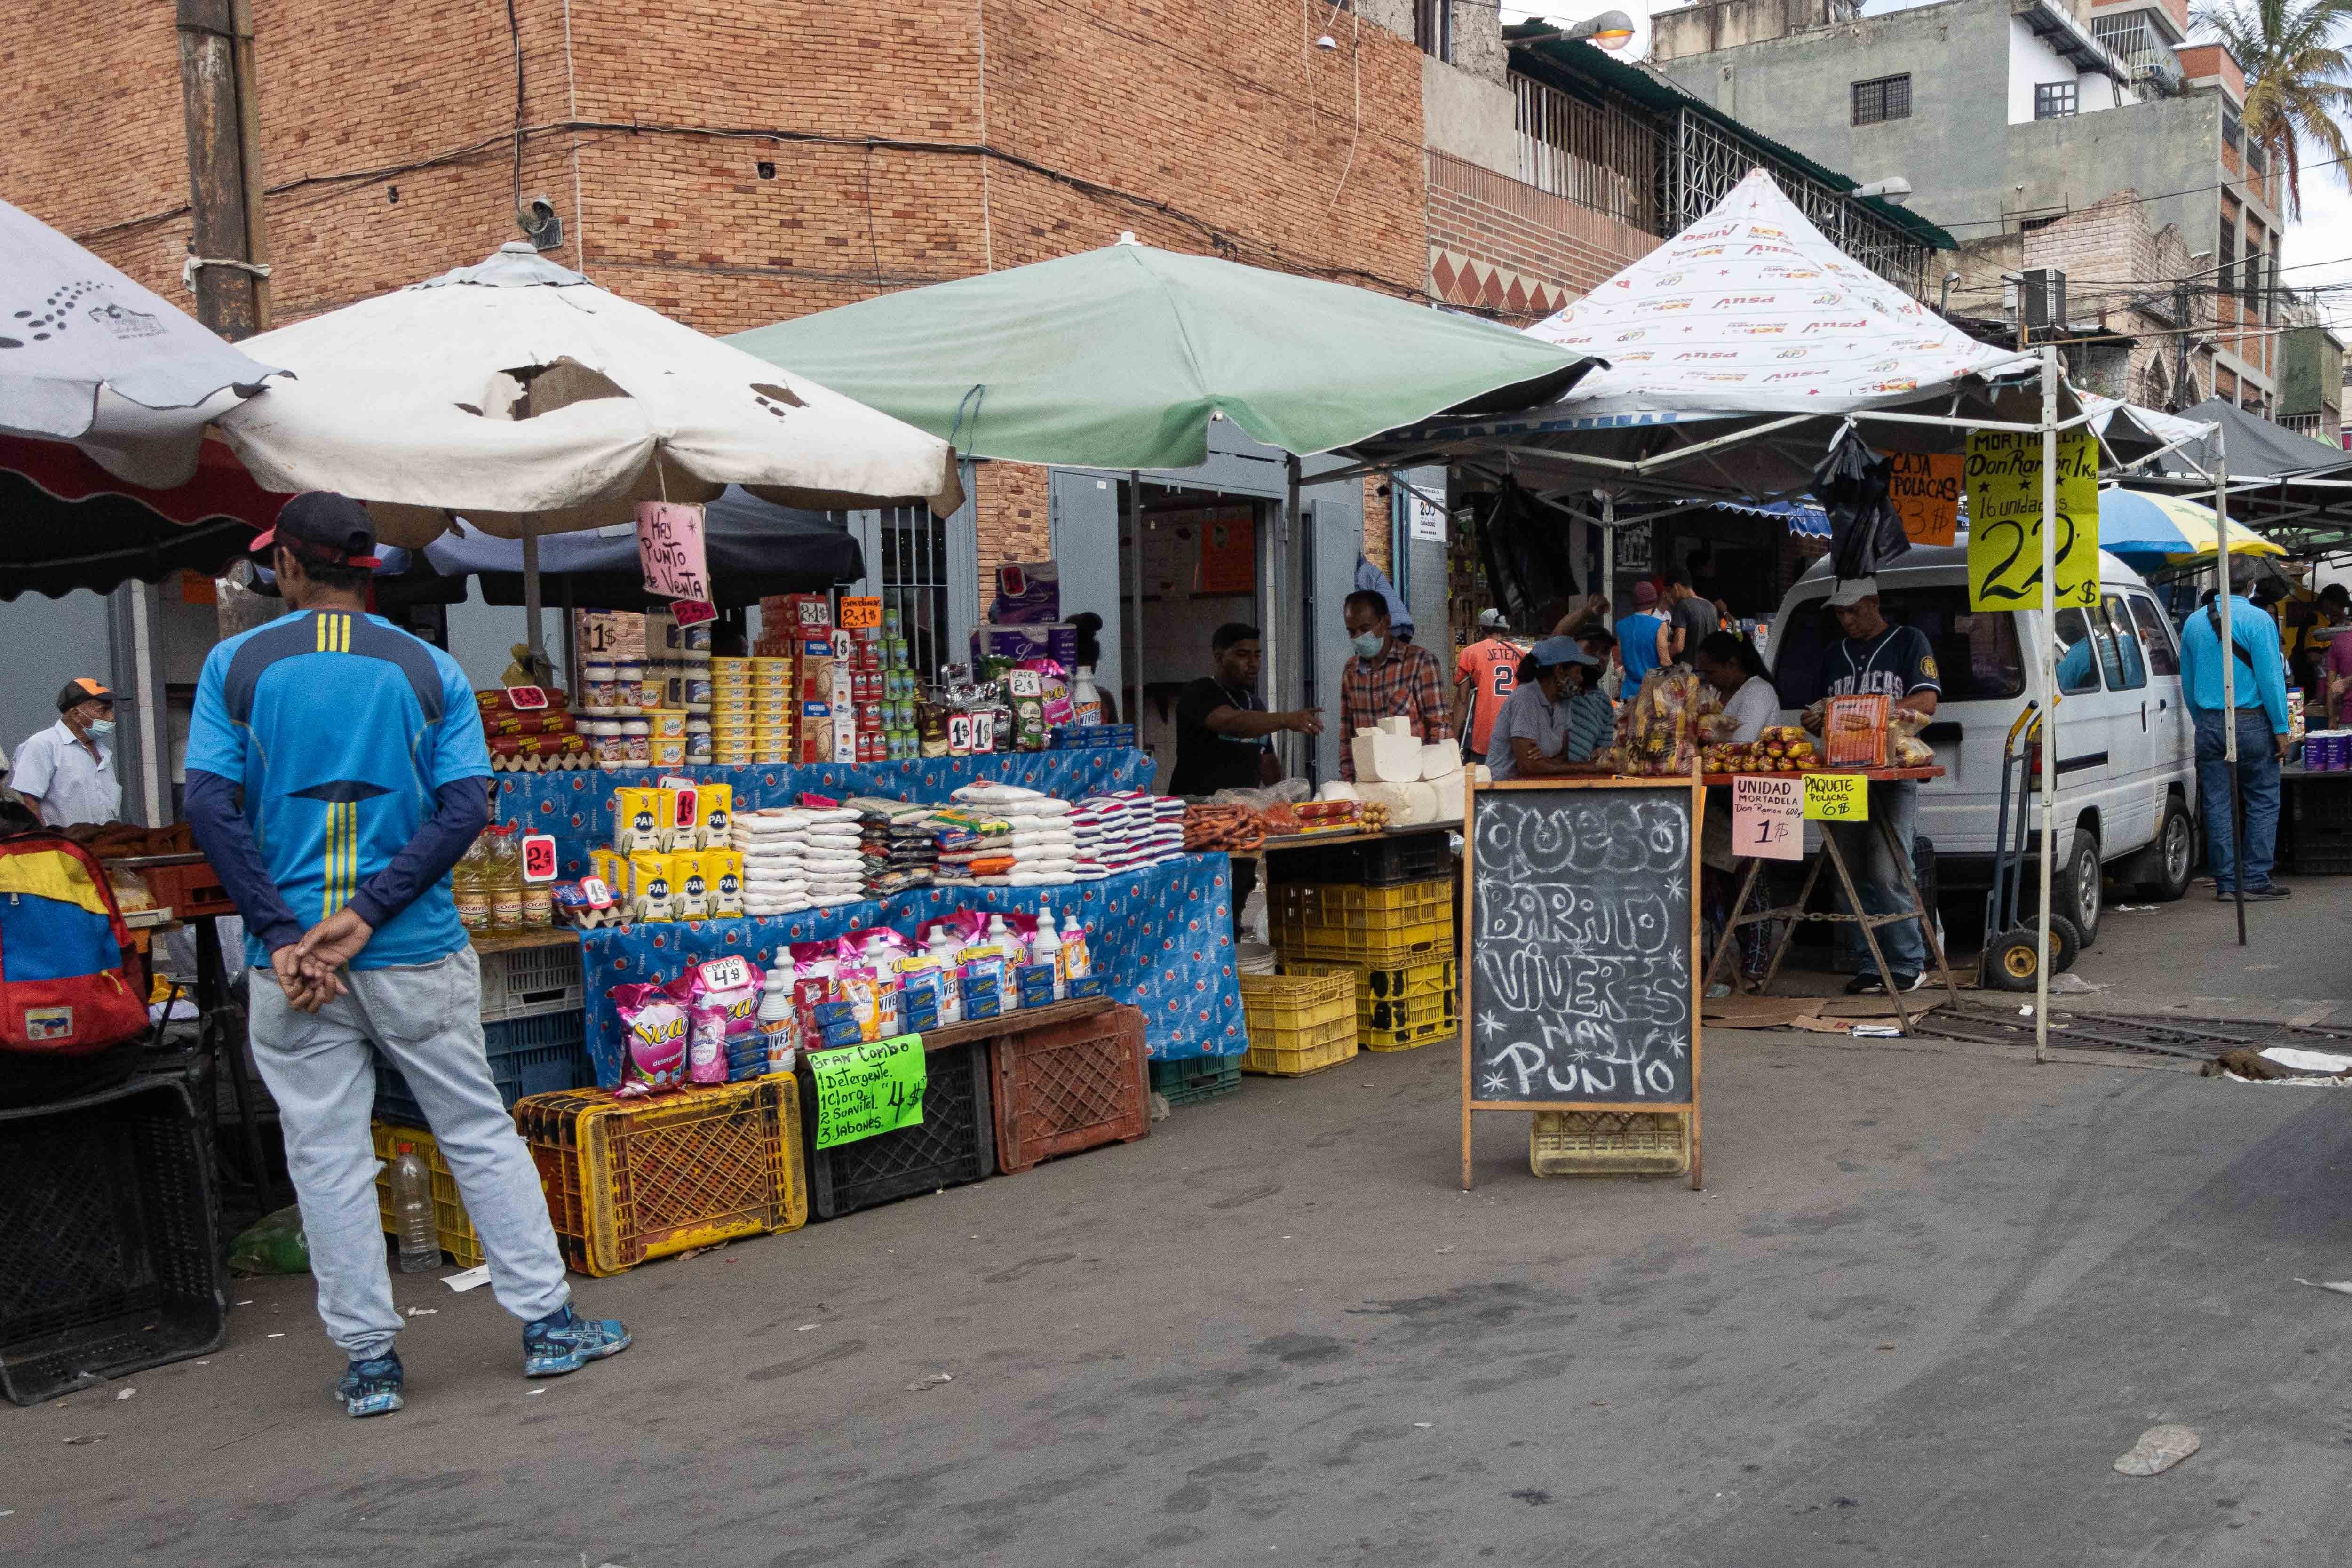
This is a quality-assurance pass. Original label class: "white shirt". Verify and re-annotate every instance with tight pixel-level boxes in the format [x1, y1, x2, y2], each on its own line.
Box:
[14, 719, 120, 826]
[1720, 675, 1782, 745]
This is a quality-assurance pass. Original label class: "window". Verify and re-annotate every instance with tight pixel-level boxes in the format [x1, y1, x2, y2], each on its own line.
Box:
[2223, 106, 2242, 153]
[2241, 243, 2263, 312]
[2053, 608, 2109, 694]
[1413, 0, 1451, 64]
[2127, 594, 2181, 677]
[1851, 74, 1912, 126]
[1770, 584, 2024, 706]
[2035, 80, 2079, 119]
[2219, 217, 2236, 295]
[2099, 595, 2148, 690]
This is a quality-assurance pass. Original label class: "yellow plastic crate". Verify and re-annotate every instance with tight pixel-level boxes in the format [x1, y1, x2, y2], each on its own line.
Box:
[1530, 1110, 1691, 1177]
[1239, 971, 1359, 1076]
[1283, 958, 1459, 1051]
[371, 1122, 485, 1268]
[1271, 878, 1455, 966]
[515, 1077, 808, 1277]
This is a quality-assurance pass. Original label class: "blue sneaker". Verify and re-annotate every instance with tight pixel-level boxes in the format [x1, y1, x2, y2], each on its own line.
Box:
[522, 1304, 632, 1378]
[334, 1351, 405, 1418]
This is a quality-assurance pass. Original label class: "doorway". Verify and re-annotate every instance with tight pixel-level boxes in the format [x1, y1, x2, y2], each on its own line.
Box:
[1119, 483, 1268, 791]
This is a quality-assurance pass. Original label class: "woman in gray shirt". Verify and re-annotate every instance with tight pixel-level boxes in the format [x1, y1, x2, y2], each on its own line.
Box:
[1486, 638, 1614, 781]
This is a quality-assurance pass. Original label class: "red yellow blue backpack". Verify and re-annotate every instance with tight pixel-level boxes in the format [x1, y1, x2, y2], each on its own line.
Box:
[0, 830, 149, 1056]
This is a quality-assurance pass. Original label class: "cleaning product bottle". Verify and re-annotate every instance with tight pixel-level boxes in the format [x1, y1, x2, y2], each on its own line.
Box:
[928, 929, 965, 1025]
[390, 1144, 438, 1273]
[453, 832, 493, 936]
[1071, 666, 1104, 726]
[487, 824, 524, 933]
[1033, 901, 1066, 1001]
[757, 954, 799, 1075]
[1059, 911, 1091, 981]
[986, 913, 1024, 1010]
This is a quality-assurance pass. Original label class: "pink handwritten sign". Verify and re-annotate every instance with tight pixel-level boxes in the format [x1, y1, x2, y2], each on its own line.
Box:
[636, 501, 712, 604]
[1732, 774, 1803, 862]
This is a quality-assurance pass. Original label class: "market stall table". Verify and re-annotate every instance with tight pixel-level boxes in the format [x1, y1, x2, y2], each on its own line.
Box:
[1700, 766, 1960, 1035]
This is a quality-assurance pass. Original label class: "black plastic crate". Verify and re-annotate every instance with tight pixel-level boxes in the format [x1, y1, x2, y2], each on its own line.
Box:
[2291, 778, 2352, 828]
[0, 1071, 227, 1405]
[803, 1038, 994, 1220]
[1268, 828, 1454, 887]
[375, 1011, 594, 1128]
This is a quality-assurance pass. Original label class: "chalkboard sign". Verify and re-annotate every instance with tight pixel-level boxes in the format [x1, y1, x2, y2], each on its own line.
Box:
[1461, 777, 1704, 1189]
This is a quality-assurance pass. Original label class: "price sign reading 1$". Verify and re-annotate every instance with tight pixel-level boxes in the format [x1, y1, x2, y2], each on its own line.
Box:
[1802, 773, 1869, 822]
[838, 596, 882, 630]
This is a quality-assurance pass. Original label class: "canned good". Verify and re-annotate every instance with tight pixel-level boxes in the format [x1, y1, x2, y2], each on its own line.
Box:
[582, 662, 618, 713]
[622, 719, 651, 764]
[683, 620, 712, 653]
[685, 722, 714, 766]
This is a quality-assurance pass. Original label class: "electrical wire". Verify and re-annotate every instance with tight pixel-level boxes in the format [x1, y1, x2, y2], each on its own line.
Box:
[505, 0, 526, 215]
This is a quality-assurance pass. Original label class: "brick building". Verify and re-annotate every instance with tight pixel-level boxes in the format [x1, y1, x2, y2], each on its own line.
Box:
[0, 0, 1950, 791]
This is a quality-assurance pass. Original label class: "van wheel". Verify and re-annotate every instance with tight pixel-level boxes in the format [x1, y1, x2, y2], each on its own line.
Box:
[2060, 830, 2101, 947]
[2136, 798, 2195, 902]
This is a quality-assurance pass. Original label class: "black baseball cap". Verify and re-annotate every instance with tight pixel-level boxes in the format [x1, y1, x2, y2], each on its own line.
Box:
[252, 492, 382, 569]
[56, 677, 112, 713]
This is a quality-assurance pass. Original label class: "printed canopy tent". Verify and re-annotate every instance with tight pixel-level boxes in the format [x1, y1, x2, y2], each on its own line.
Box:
[725, 237, 1599, 471]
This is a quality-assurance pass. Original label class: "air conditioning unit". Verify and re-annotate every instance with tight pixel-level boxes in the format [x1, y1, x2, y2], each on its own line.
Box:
[2021, 268, 2067, 333]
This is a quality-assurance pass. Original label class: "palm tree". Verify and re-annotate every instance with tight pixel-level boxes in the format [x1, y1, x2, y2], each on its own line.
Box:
[2194, 0, 2352, 220]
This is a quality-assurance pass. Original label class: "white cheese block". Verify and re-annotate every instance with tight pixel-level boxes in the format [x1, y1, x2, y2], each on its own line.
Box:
[1377, 716, 1414, 738]
[1315, 781, 1360, 802]
[1419, 744, 1462, 781]
[1350, 730, 1423, 784]
[1425, 771, 1467, 822]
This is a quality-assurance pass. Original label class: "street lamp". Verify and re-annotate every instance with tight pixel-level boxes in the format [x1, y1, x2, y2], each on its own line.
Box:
[1851, 176, 1914, 205]
[1517, 10, 1639, 50]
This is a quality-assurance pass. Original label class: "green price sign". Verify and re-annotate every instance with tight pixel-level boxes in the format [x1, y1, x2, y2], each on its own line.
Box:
[1803, 772, 1869, 822]
[809, 1034, 927, 1149]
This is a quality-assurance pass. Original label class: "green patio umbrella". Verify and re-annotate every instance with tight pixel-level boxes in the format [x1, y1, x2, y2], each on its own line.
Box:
[726, 239, 1598, 470]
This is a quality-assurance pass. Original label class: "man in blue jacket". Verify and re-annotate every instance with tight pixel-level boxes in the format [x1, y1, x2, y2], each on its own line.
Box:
[2180, 569, 2294, 900]
[185, 493, 629, 1418]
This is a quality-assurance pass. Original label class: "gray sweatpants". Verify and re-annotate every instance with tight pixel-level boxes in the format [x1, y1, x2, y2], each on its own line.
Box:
[248, 947, 570, 1360]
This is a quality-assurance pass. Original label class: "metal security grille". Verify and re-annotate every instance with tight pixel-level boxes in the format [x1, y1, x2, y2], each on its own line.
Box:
[873, 504, 950, 680]
[1672, 111, 1934, 296]
[1850, 73, 1911, 125]
[1513, 74, 1664, 232]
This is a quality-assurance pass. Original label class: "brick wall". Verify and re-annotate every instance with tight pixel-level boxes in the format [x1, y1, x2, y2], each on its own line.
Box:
[3, 0, 1434, 590]
[1424, 150, 1660, 321]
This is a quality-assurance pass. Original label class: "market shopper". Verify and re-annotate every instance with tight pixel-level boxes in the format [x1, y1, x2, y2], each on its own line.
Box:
[1576, 626, 1623, 703]
[1802, 579, 1940, 994]
[1694, 632, 1779, 743]
[1663, 569, 1716, 661]
[1614, 582, 1674, 687]
[1484, 638, 1613, 781]
[1452, 609, 1522, 763]
[14, 677, 122, 826]
[2182, 569, 2293, 901]
[1339, 589, 1453, 779]
[184, 493, 629, 1420]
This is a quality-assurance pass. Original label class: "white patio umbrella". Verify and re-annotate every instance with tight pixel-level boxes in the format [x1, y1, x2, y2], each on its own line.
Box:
[215, 242, 963, 550]
[0, 196, 283, 486]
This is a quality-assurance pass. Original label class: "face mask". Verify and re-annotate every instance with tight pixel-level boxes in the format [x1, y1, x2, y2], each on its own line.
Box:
[1350, 632, 1384, 660]
[85, 718, 116, 739]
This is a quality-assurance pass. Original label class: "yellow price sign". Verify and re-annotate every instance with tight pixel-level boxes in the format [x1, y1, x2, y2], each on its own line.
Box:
[837, 595, 883, 630]
[1803, 772, 1869, 822]
[1965, 427, 2100, 613]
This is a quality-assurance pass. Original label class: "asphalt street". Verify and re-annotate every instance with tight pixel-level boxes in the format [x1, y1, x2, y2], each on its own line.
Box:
[5, 879, 2350, 1567]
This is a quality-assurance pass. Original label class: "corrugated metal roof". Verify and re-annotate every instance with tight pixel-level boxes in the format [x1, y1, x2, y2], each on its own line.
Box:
[1504, 31, 1961, 252]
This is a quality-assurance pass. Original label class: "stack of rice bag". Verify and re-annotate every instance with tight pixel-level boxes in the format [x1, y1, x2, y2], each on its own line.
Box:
[847, 796, 940, 898]
[730, 806, 866, 914]
[950, 781, 1079, 886]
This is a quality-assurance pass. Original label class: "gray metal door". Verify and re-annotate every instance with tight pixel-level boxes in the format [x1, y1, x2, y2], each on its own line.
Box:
[1303, 473, 1363, 787]
[1047, 470, 1123, 705]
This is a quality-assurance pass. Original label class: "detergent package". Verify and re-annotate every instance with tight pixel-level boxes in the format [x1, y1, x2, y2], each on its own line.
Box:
[610, 981, 691, 1095]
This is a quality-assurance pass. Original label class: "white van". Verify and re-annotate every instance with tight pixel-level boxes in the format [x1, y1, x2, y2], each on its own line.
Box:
[1765, 543, 2199, 948]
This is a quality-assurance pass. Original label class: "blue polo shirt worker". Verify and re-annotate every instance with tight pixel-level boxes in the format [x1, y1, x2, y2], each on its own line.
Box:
[184, 493, 628, 1420]
[2181, 573, 2293, 899]
[1804, 578, 1941, 995]
[1484, 638, 1615, 781]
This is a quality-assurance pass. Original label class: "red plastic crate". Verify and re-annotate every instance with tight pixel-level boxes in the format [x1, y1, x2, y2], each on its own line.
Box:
[988, 1004, 1150, 1175]
[137, 861, 237, 919]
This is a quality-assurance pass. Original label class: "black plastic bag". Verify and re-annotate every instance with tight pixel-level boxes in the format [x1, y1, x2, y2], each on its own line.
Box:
[1472, 478, 1582, 628]
[1811, 430, 1910, 582]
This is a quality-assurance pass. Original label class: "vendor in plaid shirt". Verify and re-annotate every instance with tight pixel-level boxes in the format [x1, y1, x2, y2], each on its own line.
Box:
[1339, 590, 1454, 780]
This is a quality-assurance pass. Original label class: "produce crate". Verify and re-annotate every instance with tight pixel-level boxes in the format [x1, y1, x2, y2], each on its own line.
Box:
[477, 939, 586, 1022]
[136, 860, 237, 920]
[1239, 971, 1358, 1076]
[515, 1076, 806, 1277]
[1268, 828, 1454, 887]
[370, 1122, 485, 1268]
[803, 1039, 995, 1220]
[1530, 1110, 1691, 1178]
[1270, 878, 1454, 967]
[990, 1004, 1150, 1174]
[1284, 957, 1460, 1051]
[0, 1072, 227, 1406]
[376, 1010, 594, 1129]
[1150, 1053, 1244, 1106]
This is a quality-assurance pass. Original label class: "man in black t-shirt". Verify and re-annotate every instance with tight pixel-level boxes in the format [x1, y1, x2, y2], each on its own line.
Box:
[1169, 623, 1323, 934]
[1802, 578, 1942, 997]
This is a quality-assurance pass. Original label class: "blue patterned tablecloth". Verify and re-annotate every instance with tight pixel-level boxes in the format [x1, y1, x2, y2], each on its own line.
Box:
[493, 749, 1156, 880]
[573, 853, 1244, 1086]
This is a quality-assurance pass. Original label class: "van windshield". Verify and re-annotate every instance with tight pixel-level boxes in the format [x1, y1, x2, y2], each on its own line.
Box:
[1770, 584, 2026, 706]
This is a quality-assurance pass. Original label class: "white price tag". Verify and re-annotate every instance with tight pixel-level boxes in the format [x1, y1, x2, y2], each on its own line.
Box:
[697, 955, 755, 991]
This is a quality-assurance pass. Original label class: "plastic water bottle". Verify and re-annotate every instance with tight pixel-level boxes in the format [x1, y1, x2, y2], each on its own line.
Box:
[390, 1144, 437, 1274]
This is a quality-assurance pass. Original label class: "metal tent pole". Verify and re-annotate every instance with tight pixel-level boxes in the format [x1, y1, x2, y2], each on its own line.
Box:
[2216, 428, 2245, 944]
[521, 523, 543, 672]
[2034, 346, 2058, 1065]
[1600, 489, 1615, 610]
